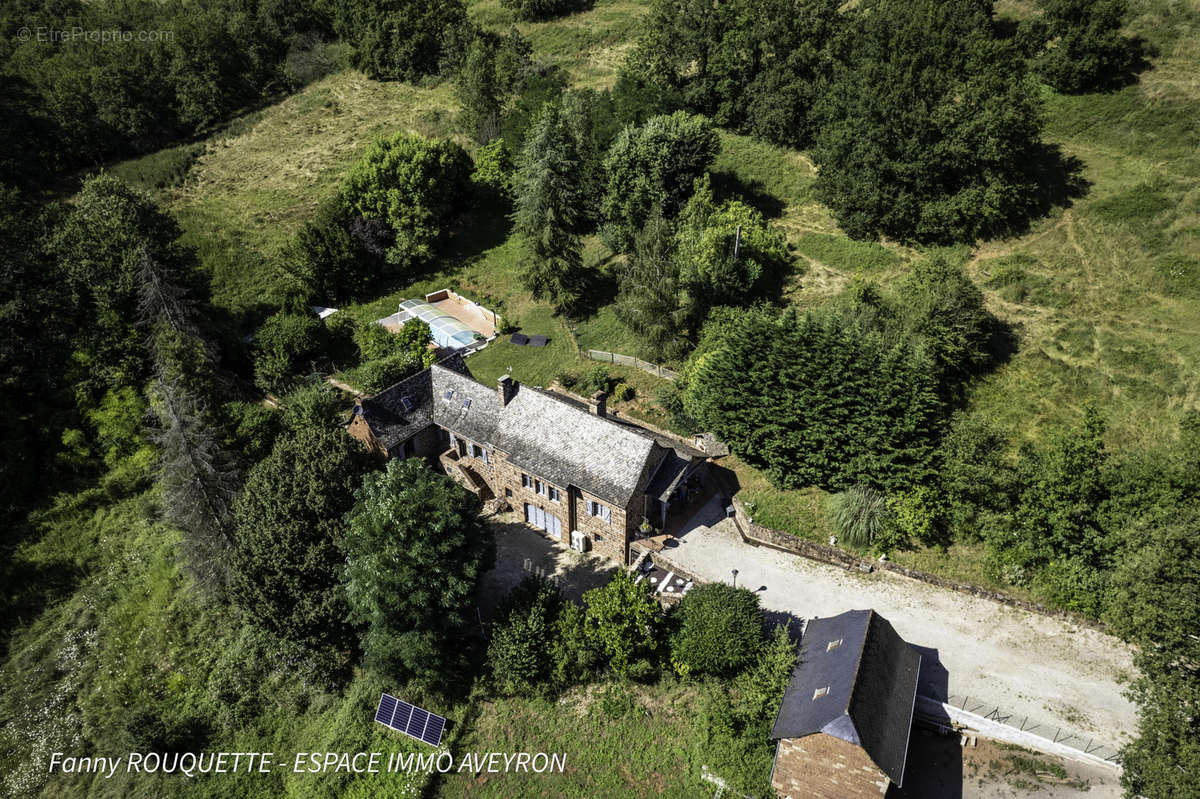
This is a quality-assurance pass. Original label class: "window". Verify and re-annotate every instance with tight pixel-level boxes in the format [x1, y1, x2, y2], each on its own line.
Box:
[505, 488, 512, 498]
[826, 639, 843, 652]
[448, 432, 457, 449]
[813, 687, 830, 700]
[586, 500, 612, 524]
[535, 480, 546, 497]
[481, 448, 489, 464]
[548, 486, 561, 502]
[522, 474, 532, 489]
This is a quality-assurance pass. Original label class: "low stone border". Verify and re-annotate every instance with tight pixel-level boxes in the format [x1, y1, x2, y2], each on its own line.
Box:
[728, 497, 1108, 633]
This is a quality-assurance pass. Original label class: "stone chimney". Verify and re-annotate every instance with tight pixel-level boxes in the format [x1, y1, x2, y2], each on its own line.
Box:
[498, 374, 517, 406]
[589, 390, 607, 417]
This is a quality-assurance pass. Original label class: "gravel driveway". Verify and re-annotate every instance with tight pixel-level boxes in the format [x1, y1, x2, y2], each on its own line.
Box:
[655, 498, 1138, 749]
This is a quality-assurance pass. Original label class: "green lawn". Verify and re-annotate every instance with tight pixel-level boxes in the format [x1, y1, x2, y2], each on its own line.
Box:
[430, 682, 710, 799]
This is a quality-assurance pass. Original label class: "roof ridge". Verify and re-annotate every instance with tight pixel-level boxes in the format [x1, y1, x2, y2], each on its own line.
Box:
[842, 609, 875, 719]
[524, 385, 657, 443]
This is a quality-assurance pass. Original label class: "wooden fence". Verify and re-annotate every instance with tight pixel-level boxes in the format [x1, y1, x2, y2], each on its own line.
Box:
[586, 350, 680, 380]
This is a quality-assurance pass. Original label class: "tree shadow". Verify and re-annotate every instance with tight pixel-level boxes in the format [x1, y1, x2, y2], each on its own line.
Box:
[1012, 143, 1091, 237]
[439, 194, 513, 267]
[569, 252, 623, 321]
[1117, 35, 1156, 89]
[708, 170, 786, 220]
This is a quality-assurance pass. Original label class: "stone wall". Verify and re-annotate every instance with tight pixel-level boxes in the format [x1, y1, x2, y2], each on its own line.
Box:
[728, 497, 1107, 632]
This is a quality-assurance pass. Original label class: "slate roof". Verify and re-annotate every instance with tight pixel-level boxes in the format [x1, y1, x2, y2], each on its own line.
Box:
[770, 609, 921, 787]
[355, 353, 469, 453]
[359, 358, 666, 507]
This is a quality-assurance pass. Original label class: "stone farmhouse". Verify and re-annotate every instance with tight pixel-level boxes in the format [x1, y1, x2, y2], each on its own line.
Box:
[770, 609, 921, 798]
[346, 355, 711, 565]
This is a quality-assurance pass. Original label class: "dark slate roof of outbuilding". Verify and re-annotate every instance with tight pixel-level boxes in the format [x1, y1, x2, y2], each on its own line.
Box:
[356, 353, 469, 452]
[360, 358, 666, 507]
[770, 609, 921, 787]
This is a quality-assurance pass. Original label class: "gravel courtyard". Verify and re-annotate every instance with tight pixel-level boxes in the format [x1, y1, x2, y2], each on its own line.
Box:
[654, 498, 1138, 751]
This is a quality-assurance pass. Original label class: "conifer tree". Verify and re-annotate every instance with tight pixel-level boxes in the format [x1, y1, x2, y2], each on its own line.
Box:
[513, 100, 588, 315]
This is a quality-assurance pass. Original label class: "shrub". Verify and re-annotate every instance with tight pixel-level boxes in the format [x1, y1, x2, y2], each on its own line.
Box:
[583, 571, 661, 678]
[583, 365, 612, 395]
[548, 601, 599, 690]
[487, 576, 562, 697]
[669, 584, 764, 678]
[252, 311, 326, 393]
[613, 382, 635, 402]
[828, 485, 895, 549]
[352, 353, 423, 393]
[471, 138, 514, 202]
[500, 0, 585, 22]
[557, 371, 580, 389]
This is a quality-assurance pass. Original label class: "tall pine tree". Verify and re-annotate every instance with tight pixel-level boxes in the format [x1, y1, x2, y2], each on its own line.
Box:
[513, 100, 587, 315]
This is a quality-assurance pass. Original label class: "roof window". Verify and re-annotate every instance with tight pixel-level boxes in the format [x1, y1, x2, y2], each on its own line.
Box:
[813, 686, 830, 700]
[827, 639, 843, 652]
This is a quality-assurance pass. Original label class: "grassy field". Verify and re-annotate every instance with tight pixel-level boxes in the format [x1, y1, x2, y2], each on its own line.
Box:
[430, 682, 710, 798]
[111, 0, 1200, 583]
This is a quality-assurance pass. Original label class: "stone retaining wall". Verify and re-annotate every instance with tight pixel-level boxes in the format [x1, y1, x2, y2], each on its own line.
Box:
[729, 497, 1107, 633]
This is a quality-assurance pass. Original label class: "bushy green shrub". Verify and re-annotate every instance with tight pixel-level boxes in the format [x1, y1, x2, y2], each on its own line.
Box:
[583, 365, 612, 395]
[613, 382, 635, 402]
[583, 571, 661, 678]
[487, 576, 562, 697]
[352, 353, 423, 393]
[669, 584, 764, 678]
[253, 311, 326, 393]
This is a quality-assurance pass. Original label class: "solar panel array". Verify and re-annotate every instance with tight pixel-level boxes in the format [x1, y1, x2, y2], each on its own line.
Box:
[375, 693, 446, 747]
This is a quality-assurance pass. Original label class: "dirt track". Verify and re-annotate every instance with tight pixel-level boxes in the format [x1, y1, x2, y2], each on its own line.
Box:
[655, 499, 1138, 749]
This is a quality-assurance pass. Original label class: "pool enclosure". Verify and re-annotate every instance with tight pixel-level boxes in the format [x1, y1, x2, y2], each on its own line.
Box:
[377, 299, 481, 350]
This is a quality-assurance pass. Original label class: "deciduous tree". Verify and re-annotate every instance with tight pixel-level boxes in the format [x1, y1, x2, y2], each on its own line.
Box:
[343, 458, 494, 685]
[601, 112, 720, 252]
[341, 132, 472, 271]
[231, 428, 370, 650]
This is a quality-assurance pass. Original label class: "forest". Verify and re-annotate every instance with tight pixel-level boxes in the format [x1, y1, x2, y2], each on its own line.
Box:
[1, 0, 1198, 796]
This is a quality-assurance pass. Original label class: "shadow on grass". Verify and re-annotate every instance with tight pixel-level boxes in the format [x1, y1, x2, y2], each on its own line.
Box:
[709, 169, 786, 219]
[440, 195, 514, 268]
[570, 252, 623, 322]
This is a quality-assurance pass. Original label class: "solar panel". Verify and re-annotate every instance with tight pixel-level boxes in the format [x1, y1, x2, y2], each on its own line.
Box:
[406, 707, 429, 738]
[444, 390, 454, 400]
[374, 693, 446, 747]
[375, 693, 397, 725]
[528, 335, 549, 347]
[462, 399, 471, 409]
[421, 714, 445, 746]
